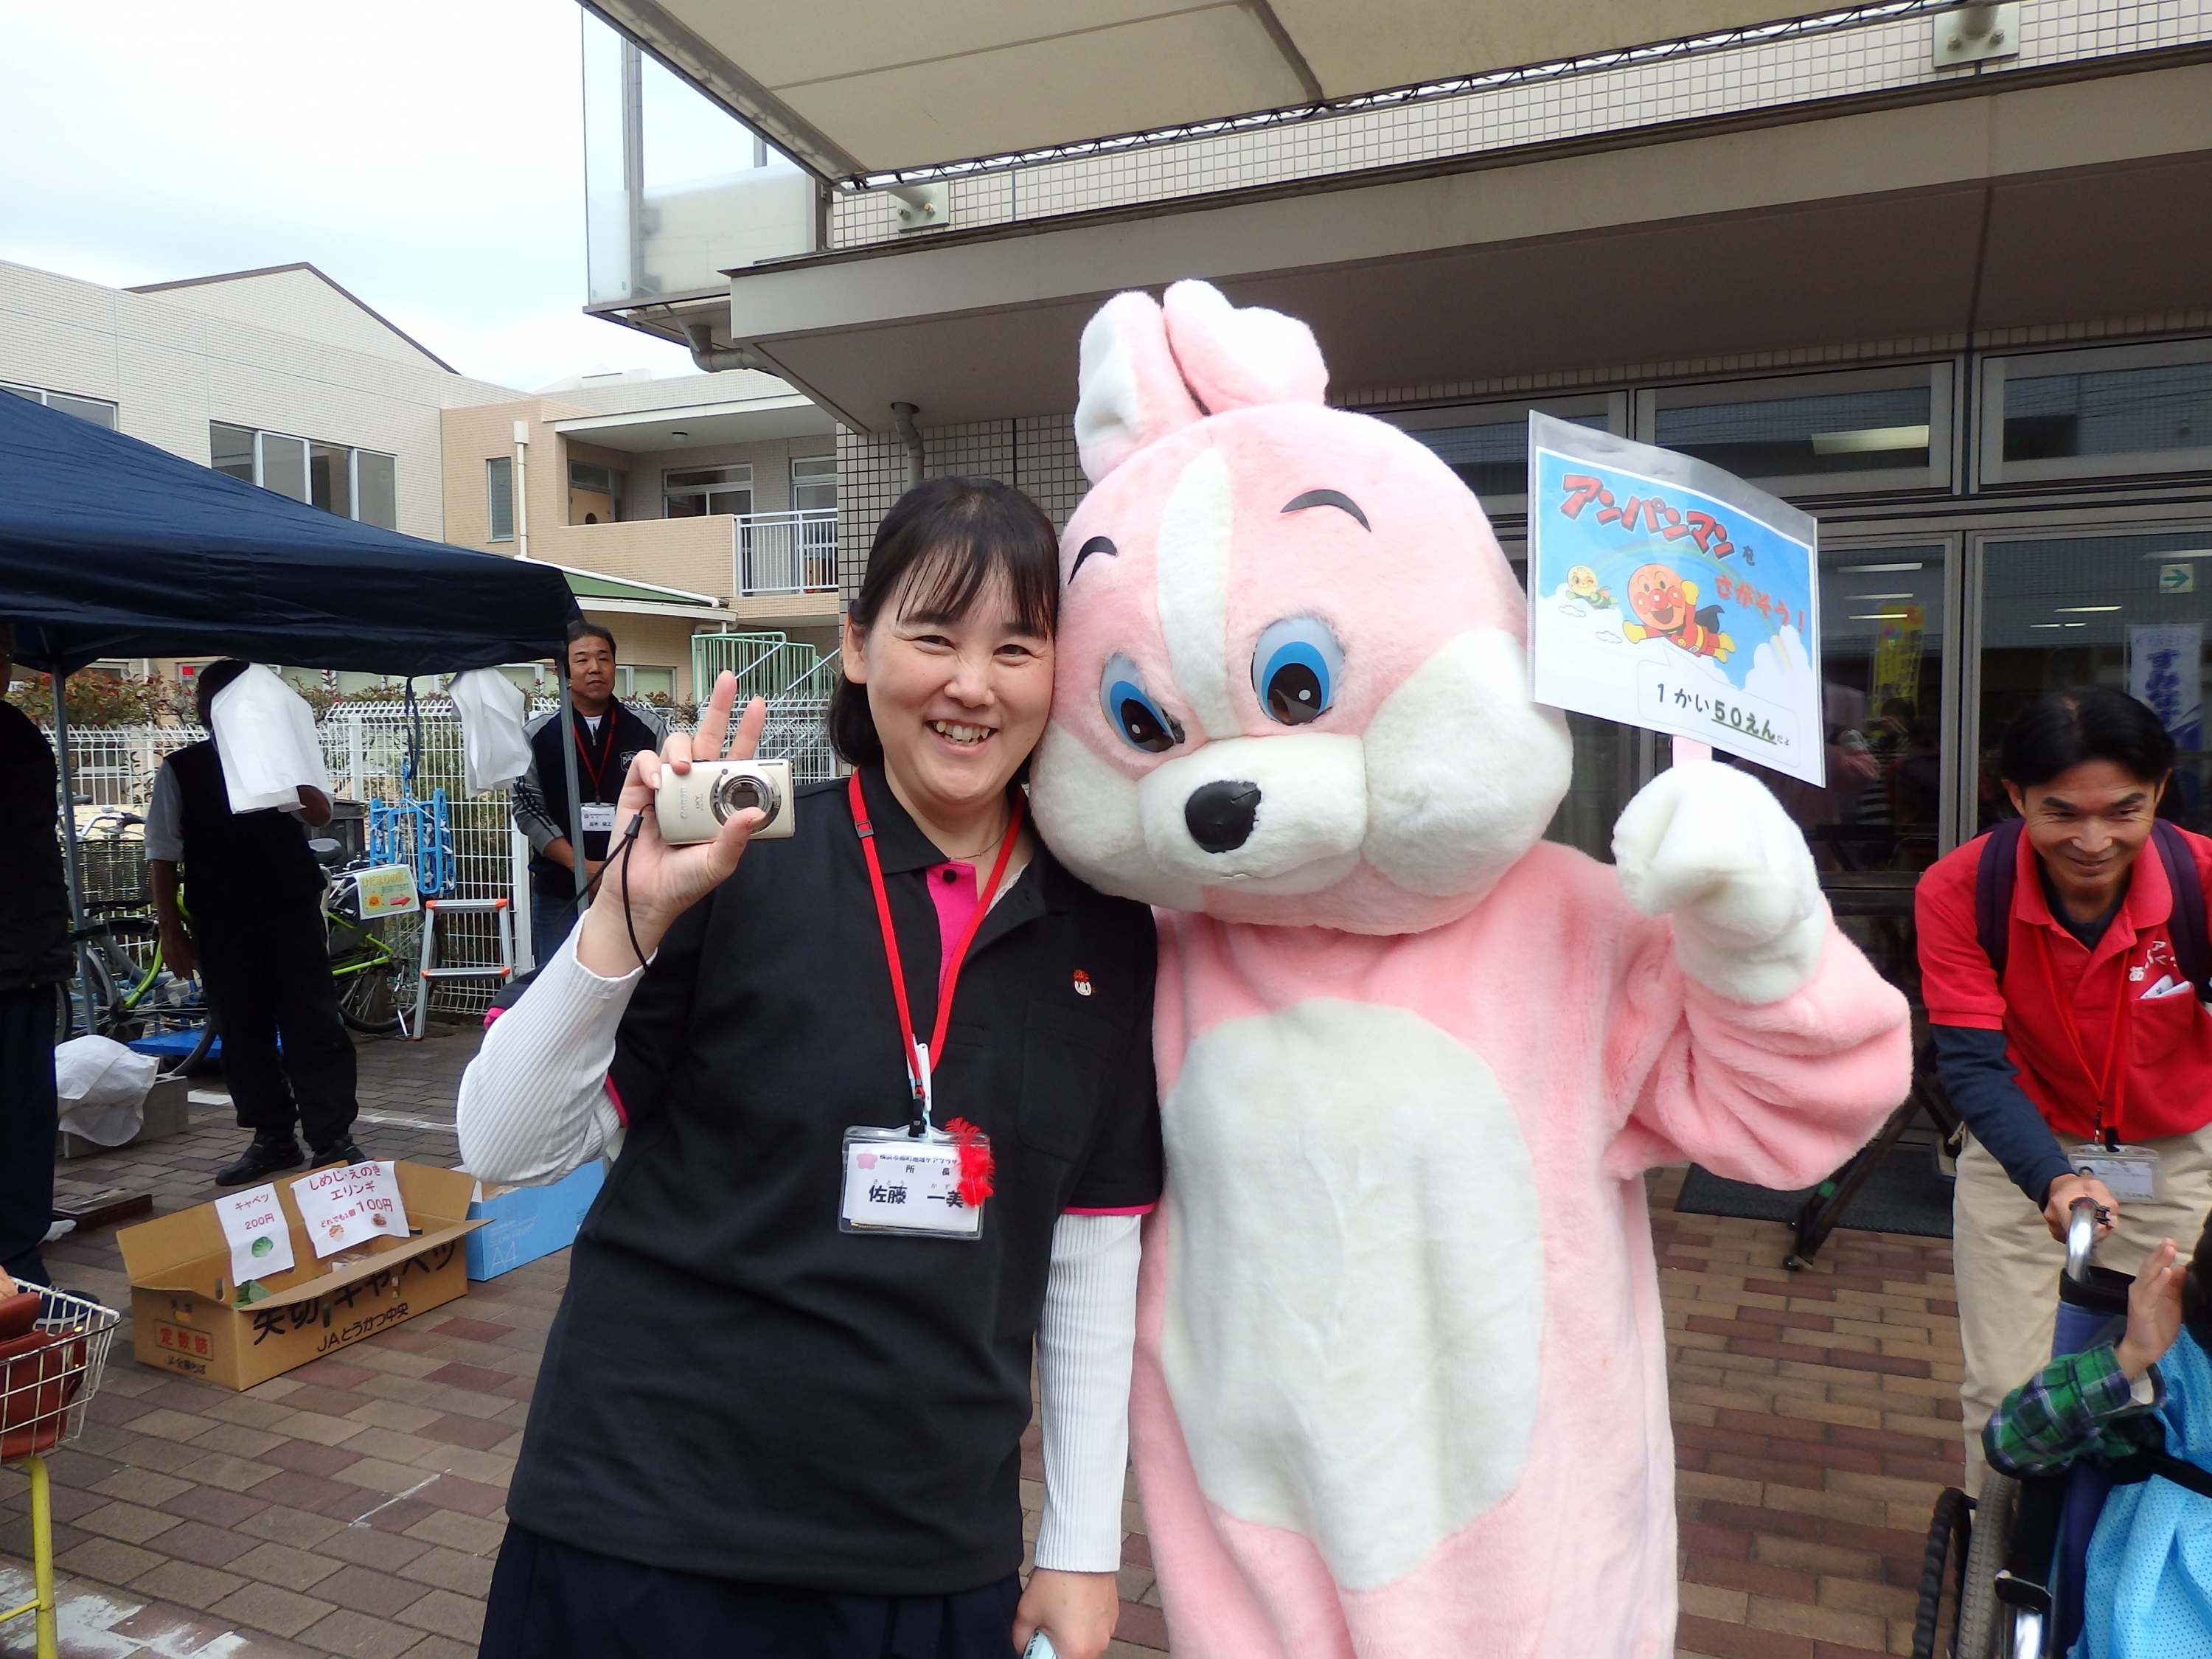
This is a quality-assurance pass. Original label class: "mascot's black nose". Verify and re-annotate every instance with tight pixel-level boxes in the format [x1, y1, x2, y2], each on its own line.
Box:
[1186, 780, 1262, 853]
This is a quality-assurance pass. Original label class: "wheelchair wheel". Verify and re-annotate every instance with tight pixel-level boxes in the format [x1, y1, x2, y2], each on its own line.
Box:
[1956, 1468, 2017, 1659]
[1913, 1487, 1972, 1659]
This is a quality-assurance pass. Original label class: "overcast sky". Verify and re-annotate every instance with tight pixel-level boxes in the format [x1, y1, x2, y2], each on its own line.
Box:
[0, 0, 697, 391]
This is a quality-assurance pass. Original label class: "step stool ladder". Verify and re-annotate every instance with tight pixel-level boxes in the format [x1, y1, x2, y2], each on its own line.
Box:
[414, 897, 515, 1039]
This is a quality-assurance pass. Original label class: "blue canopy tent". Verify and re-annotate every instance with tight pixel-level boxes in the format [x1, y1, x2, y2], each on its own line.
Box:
[0, 392, 599, 980]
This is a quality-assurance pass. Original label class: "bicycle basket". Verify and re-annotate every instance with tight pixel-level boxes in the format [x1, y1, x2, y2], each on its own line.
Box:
[0, 1286, 122, 1462]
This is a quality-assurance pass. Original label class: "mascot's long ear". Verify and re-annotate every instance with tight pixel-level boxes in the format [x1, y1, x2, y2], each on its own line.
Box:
[1075, 290, 1203, 484]
[1161, 279, 1327, 415]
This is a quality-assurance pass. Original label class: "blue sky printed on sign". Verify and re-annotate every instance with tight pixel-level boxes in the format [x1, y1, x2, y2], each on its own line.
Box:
[1528, 438, 1823, 784]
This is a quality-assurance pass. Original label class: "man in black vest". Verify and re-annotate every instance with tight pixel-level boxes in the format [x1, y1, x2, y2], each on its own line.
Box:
[511, 622, 665, 965]
[0, 623, 71, 1285]
[148, 660, 364, 1186]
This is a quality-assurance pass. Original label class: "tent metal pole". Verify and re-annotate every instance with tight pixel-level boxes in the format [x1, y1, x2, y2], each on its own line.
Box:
[49, 672, 91, 1032]
[557, 671, 589, 905]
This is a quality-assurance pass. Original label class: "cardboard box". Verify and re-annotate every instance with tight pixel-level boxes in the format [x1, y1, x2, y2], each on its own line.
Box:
[465, 1161, 605, 1281]
[117, 1162, 486, 1391]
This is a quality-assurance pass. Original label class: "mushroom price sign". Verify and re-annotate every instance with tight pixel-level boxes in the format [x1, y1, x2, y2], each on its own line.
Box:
[1526, 412, 1824, 786]
[290, 1160, 411, 1259]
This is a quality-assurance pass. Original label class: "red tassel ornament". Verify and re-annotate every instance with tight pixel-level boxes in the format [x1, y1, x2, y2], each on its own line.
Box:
[946, 1118, 995, 1208]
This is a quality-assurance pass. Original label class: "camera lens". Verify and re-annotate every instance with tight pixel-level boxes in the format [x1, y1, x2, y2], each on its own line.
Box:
[709, 768, 781, 827]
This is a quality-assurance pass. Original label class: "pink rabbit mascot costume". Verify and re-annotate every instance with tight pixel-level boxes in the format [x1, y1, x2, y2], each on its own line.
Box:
[1027, 281, 1913, 1659]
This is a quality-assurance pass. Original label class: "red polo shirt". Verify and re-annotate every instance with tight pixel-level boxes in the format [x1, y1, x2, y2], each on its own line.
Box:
[1917, 822, 2212, 1142]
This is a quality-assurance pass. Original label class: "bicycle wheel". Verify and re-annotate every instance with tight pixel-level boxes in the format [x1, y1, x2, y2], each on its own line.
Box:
[336, 953, 405, 1035]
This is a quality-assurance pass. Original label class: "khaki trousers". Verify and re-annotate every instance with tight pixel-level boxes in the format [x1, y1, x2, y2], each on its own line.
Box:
[1952, 1124, 2212, 1486]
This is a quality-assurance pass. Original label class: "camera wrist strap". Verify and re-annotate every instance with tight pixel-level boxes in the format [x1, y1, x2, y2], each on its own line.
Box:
[848, 770, 1023, 1135]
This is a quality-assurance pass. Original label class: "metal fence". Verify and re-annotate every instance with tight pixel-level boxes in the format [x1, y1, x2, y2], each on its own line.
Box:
[53, 686, 840, 1017]
[736, 508, 838, 594]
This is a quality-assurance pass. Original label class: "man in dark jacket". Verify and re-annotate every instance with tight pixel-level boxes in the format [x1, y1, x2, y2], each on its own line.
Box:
[148, 660, 364, 1186]
[510, 622, 665, 964]
[0, 623, 71, 1285]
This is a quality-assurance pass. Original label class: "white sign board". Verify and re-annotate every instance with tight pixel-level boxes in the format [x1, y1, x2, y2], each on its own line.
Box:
[290, 1160, 411, 1259]
[1527, 413, 1826, 786]
[215, 1183, 296, 1284]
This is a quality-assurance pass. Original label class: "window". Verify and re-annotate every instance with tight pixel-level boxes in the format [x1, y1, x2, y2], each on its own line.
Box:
[487, 456, 515, 541]
[355, 452, 397, 530]
[664, 464, 751, 518]
[1980, 341, 2212, 486]
[212, 422, 256, 483]
[1636, 364, 1952, 496]
[792, 455, 837, 512]
[310, 443, 350, 518]
[1975, 527, 2212, 835]
[616, 666, 676, 698]
[1374, 396, 1621, 517]
[570, 461, 624, 526]
[3, 380, 118, 428]
[207, 422, 397, 528]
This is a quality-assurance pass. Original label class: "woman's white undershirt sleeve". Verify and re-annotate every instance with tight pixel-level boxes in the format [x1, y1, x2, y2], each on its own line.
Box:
[1034, 1211, 1142, 1573]
[456, 935, 638, 1185]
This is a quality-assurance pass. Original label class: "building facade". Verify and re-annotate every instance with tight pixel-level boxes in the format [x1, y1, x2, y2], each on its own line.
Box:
[569, 0, 2212, 860]
[2, 257, 847, 703]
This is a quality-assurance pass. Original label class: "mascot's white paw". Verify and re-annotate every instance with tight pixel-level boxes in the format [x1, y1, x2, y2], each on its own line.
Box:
[1612, 762, 1825, 1005]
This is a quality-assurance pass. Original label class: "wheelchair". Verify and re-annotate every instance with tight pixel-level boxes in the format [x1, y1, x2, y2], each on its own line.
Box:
[1913, 1199, 2211, 1658]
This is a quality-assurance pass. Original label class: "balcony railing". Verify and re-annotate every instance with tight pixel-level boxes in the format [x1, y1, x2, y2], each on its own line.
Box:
[736, 508, 838, 596]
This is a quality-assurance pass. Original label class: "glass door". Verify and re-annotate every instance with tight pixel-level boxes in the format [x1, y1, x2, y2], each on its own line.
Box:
[1972, 526, 2212, 836]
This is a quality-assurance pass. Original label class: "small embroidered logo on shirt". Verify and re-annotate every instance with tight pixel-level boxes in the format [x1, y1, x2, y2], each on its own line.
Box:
[1072, 968, 1093, 997]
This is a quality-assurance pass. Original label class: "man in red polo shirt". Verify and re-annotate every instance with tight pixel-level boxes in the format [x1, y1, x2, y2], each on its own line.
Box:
[1919, 688, 2212, 1485]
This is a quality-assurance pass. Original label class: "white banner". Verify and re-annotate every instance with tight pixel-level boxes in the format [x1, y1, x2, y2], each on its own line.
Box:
[291, 1161, 411, 1259]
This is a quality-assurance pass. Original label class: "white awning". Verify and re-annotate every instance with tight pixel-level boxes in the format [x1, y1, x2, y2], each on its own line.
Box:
[587, 0, 1816, 177]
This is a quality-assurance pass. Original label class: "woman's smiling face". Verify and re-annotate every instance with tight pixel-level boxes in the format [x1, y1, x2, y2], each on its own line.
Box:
[844, 564, 1055, 830]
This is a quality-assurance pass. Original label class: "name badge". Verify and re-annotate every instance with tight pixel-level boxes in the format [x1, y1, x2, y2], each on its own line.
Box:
[2070, 1144, 2160, 1203]
[840, 1127, 985, 1239]
[579, 803, 617, 834]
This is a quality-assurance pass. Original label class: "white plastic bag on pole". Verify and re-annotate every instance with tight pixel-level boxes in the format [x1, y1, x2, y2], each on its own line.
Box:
[208, 664, 327, 815]
[54, 1034, 158, 1146]
[449, 669, 532, 794]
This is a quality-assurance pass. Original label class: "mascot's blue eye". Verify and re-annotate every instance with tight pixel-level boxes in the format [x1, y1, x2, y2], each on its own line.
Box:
[1251, 617, 1343, 726]
[1099, 654, 1184, 754]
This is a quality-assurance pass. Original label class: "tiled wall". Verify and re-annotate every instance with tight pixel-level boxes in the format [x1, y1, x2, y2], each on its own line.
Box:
[831, 0, 2212, 248]
[835, 417, 1088, 604]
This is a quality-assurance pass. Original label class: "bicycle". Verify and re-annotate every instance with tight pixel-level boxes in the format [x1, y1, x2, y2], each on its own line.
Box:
[56, 811, 217, 1077]
[315, 841, 420, 1038]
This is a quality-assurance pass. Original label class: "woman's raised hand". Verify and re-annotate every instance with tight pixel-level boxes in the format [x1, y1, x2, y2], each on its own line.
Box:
[574, 671, 767, 976]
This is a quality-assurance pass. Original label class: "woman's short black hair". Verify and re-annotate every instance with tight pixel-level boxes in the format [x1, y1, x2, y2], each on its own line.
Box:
[829, 476, 1060, 768]
[193, 658, 251, 731]
[1997, 688, 2176, 790]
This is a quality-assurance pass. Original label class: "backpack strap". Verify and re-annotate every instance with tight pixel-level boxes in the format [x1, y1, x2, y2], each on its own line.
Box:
[2151, 820, 2212, 1003]
[1976, 818, 2025, 984]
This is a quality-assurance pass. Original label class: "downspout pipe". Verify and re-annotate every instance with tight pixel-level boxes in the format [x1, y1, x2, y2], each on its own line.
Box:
[683, 320, 765, 374]
[891, 403, 923, 487]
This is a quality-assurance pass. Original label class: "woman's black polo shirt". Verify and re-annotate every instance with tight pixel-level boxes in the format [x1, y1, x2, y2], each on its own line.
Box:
[505, 764, 1162, 1596]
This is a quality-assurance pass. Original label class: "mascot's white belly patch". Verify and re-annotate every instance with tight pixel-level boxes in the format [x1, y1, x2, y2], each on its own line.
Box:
[1161, 998, 1544, 1593]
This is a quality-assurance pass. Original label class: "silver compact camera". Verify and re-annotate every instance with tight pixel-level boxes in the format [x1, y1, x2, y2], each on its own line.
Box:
[655, 757, 796, 844]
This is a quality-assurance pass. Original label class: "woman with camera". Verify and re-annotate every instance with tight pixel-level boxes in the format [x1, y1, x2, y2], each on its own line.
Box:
[459, 478, 1161, 1659]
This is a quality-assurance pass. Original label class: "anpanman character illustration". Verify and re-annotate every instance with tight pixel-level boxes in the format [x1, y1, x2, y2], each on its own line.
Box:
[1564, 565, 1615, 609]
[1622, 562, 1734, 661]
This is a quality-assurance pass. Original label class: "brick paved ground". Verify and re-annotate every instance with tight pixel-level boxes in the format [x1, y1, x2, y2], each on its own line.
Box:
[4, 1028, 1962, 1658]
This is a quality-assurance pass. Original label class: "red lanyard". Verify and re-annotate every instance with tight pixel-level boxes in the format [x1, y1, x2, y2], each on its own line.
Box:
[2034, 926, 2135, 1144]
[848, 771, 1023, 1131]
[572, 714, 617, 798]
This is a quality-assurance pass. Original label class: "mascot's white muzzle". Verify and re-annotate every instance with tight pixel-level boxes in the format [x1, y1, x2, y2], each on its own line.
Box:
[1139, 735, 1367, 891]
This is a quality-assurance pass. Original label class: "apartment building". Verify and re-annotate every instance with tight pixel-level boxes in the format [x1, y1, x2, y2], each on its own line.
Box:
[1, 257, 843, 700]
[568, 0, 2212, 860]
